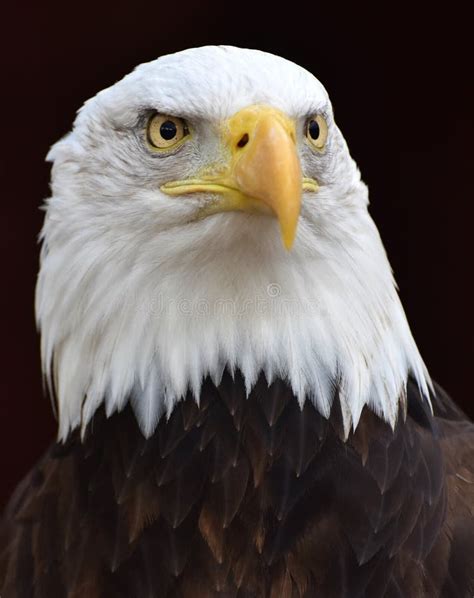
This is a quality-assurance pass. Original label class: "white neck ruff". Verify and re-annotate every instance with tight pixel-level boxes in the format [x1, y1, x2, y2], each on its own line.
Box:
[36, 188, 431, 441]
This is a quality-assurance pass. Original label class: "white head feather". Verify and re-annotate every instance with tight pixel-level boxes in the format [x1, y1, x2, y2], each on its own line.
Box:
[36, 46, 431, 440]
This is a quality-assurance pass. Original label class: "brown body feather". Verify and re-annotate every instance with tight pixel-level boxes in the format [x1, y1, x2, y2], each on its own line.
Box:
[1, 372, 473, 597]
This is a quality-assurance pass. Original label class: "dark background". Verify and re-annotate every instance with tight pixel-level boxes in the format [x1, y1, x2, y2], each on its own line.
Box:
[1, 3, 472, 509]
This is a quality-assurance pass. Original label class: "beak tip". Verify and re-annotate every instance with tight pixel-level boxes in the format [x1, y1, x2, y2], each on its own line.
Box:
[281, 228, 297, 251]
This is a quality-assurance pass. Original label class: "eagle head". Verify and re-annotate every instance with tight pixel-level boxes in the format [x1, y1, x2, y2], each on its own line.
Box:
[36, 46, 430, 440]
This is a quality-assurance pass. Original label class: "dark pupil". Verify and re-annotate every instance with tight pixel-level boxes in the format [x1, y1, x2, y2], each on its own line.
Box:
[308, 120, 320, 140]
[160, 120, 177, 140]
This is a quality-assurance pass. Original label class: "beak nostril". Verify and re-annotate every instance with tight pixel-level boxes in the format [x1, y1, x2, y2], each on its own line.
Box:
[237, 133, 249, 148]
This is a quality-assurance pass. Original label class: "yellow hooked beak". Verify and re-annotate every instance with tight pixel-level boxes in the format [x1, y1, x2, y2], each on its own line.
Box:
[161, 105, 318, 249]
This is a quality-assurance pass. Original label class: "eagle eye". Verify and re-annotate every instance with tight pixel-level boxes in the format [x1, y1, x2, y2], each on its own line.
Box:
[305, 115, 328, 151]
[147, 113, 189, 150]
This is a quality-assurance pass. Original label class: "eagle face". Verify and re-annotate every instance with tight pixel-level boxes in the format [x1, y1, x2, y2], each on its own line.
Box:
[50, 46, 359, 251]
[37, 46, 430, 440]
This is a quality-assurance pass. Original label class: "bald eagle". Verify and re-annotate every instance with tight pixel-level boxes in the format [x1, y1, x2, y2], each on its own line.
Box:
[1, 46, 473, 598]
